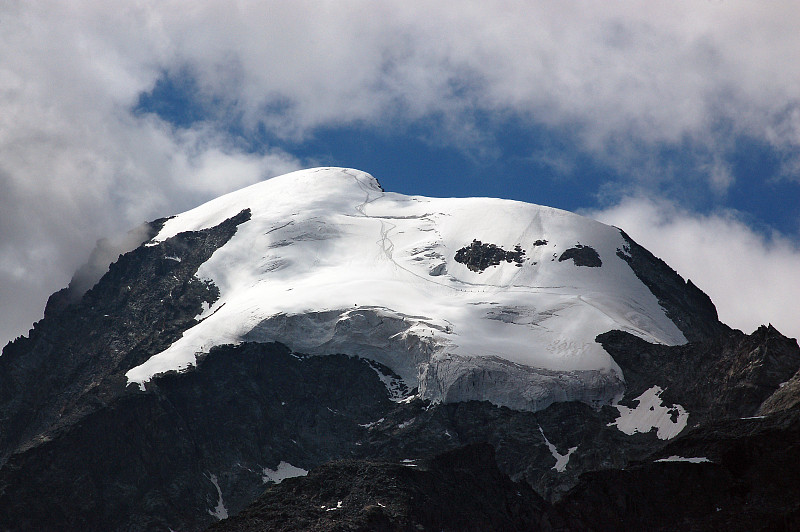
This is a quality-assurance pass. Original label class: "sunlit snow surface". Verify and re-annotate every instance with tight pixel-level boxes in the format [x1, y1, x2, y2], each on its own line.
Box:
[125, 168, 686, 411]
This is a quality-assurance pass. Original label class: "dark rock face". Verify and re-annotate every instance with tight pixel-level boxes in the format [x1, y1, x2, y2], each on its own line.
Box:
[558, 244, 602, 267]
[12, 322, 795, 530]
[0, 209, 250, 460]
[374, 400, 660, 503]
[616, 229, 728, 342]
[558, 408, 800, 532]
[1, 320, 798, 530]
[0, 347, 634, 530]
[0, 343, 394, 531]
[454, 240, 525, 272]
[209, 443, 559, 532]
[213, 405, 800, 532]
[598, 324, 800, 422]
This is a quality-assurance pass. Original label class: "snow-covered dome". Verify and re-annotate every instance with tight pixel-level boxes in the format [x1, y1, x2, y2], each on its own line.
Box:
[126, 167, 686, 412]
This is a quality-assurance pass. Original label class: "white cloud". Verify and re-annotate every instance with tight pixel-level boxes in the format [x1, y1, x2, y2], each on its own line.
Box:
[589, 198, 800, 343]
[153, 2, 800, 154]
[16, 1, 791, 155]
[1, 1, 800, 345]
[0, 3, 302, 345]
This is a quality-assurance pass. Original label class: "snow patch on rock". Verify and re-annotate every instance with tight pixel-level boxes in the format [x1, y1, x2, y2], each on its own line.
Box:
[367, 360, 413, 401]
[262, 461, 308, 484]
[655, 456, 710, 463]
[609, 386, 688, 440]
[206, 473, 228, 520]
[359, 417, 384, 429]
[538, 426, 578, 472]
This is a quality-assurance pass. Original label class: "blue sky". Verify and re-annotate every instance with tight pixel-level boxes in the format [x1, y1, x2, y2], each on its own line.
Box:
[1, 2, 799, 345]
[138, 79, 606, 210]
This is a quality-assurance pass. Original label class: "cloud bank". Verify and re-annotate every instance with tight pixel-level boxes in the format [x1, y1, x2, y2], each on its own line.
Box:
[1, 1, 799, 345]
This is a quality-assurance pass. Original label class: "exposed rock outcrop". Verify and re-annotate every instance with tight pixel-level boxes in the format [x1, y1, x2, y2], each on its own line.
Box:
[454, 240, 525, 272]
[0, 209, 250, 460]
[209, 443, 560, 532]
[0, 343, 393, 531]
[558, 244, 602, 267]
[598, 324, 800, 422]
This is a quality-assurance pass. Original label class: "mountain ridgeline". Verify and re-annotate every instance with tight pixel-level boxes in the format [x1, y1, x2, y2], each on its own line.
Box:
[1, 168, 798, 531]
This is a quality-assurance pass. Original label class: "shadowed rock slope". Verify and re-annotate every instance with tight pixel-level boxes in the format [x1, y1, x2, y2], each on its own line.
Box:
[208, 443, 561, 532]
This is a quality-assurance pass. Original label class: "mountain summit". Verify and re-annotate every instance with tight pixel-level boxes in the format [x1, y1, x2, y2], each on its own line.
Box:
[128, 167, 693, 413]
[1, 167, 797, 531]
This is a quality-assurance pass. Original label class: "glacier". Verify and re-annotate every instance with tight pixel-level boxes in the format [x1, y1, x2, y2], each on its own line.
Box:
[125, 167, 687, 412]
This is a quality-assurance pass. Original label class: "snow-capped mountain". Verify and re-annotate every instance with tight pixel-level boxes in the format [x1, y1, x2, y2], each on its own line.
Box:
[1, 167, 797, 531]
[127, 167, 685, 412]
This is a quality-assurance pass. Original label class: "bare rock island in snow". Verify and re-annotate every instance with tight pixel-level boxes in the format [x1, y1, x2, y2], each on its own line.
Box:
[125, 167, 691, 412]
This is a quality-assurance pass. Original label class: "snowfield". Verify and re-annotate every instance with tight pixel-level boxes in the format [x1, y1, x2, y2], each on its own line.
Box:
[126, 167, 686, 412]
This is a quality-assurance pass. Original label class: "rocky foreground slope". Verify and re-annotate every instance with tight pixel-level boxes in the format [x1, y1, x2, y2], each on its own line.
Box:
[0, 168, 798, 531]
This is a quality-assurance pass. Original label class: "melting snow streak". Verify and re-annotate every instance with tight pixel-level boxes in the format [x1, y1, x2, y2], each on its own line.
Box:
[538, 426, 578, 472]
[655, 456, 710, 463]
[206, 473, 228, 520]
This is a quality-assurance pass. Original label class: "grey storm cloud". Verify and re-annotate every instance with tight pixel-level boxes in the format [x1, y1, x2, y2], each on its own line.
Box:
[1, 1, 800, 345]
